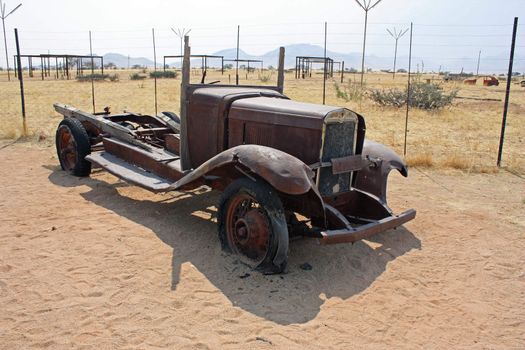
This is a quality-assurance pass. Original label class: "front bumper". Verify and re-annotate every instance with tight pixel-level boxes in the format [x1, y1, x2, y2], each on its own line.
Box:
[318, 209, 416, 244]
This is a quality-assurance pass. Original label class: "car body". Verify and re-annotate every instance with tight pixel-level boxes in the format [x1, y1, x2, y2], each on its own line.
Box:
[53, 43, 415, 273]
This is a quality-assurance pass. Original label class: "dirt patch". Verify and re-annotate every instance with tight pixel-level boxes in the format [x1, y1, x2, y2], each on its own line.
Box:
[1, 144, 524, 349]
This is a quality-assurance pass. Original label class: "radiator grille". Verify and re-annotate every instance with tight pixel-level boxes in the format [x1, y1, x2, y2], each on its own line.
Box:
[318, 121, 356, 196]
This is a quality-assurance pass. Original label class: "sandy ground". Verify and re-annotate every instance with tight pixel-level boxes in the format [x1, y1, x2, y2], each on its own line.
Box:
[0, 143, 524, 349]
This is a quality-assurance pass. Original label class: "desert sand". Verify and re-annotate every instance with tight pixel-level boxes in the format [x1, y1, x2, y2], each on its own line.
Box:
[0, 142, 524, 349]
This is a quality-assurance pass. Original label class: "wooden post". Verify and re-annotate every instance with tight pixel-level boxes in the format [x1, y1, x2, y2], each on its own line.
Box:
[65, 56, 69, 79]
[341, 61, 345, 83]
[180, 35, 191, 170]
[277, 47, 285, 94]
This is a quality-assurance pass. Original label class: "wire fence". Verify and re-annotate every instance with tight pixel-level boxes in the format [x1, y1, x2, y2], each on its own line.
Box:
[0, 20, 523, 173]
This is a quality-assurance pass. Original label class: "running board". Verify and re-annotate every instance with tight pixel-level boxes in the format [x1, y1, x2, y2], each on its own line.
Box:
[86, 152, 172, 192]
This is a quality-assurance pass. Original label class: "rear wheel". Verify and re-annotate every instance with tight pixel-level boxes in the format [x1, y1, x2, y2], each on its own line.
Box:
[218, 178, 289, 274]
[55, 118, 92, 177]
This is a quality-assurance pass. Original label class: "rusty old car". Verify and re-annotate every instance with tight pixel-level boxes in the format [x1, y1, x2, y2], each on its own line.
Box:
[53, 40, 416, 273]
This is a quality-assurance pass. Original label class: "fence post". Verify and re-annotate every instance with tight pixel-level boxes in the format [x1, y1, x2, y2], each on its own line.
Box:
[180, 35, 191, 171]
[403, 22, 413, 157]
[322, 21, 327, 105]
[152, 28, 158, 116]
[497, 17, 518, 167]
[277, 47, 285, 94]
[14, 28, 26, 135]
[89, 31, 95, 113]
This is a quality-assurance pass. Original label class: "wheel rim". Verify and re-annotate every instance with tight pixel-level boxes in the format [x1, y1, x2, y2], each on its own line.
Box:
[226, 193, 271, 267]
[57, 126, 77, 171]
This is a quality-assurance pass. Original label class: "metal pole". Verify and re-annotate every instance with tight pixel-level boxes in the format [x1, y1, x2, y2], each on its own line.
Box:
[404, 22, 413, 157]
[235, 25, 240, 85]
[360, 10, 368, 86]
[476, 50, 481, 76]
[14, 28, 25, 134]
[89, 30, 95, 113]
[323, 21, 327, 105]
[2, 17, 10, 81]
[393, 38, 398, 79]
[152, 28, 158, 116]
[497, 17, 518, 167]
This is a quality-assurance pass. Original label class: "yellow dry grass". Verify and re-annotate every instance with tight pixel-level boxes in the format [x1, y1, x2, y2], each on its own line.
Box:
[0, 69, 523, 174]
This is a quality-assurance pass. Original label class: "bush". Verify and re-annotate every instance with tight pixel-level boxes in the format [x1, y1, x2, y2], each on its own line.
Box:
[370, 82, 457, 110]
[149, 70, 177, 79]
[108, 74, 119, 82]
[130, 73, 146, 80]
[76, 73, 109, 82]
[334, 81, 366, 102]
[259, 71, 273, 82]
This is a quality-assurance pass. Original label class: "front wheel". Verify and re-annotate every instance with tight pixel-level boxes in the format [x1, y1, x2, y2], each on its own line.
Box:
[218, 178, 289, 274]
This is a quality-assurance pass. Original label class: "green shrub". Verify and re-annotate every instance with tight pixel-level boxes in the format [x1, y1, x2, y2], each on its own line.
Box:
[370, 82, 457, 110]
[108, 74, 119, 82]
[369, 88, 406, 107]
[334, 81, 366, 102]
[76, 73, 109, 82]
[130, 73, 146, 80]
[149, 70, 177, 79]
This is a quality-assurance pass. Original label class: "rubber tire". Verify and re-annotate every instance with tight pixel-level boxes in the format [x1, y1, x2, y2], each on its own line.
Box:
[218, 177, 289, 274]
[161, 111, 181, 124]
[55, 118, 92, 177]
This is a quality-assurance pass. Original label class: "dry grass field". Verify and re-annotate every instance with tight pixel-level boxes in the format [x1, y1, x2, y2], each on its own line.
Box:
[0, 68, 524, 173]
[0, 68, 524, 349]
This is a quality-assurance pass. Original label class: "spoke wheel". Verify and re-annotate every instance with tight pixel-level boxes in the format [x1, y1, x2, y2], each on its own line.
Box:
[55, 118, 92, 177]
[57, 126, 77, 171]
[226, 193, 272, 267]
[219, 178, 289, 274]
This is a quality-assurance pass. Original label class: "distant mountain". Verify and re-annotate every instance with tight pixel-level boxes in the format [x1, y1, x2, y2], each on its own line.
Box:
[103, 46, 521, 74]
[103, 53, 154, 68]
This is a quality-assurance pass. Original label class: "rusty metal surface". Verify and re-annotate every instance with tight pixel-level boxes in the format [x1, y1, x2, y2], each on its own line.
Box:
[353, 139, 408, 204]
[331, 155, 370, 175]
[228, 97, 342, 129]
[186, 88, 287, 169]
[86, 152, 172, 193]
[103, 137, 184, 183]
[319, 209, 416, 244]
[164, 134, 180, 155]
[170, 144, 317, 196]
[228, 118, 322, 165]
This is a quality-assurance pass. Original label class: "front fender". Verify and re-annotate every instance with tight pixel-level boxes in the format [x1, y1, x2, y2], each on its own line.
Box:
[171, 145, 317, 196]
[353, 139, 408, 205]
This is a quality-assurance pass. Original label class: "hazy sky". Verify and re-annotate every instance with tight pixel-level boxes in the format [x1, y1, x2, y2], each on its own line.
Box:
[1, 0, 524, 71]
